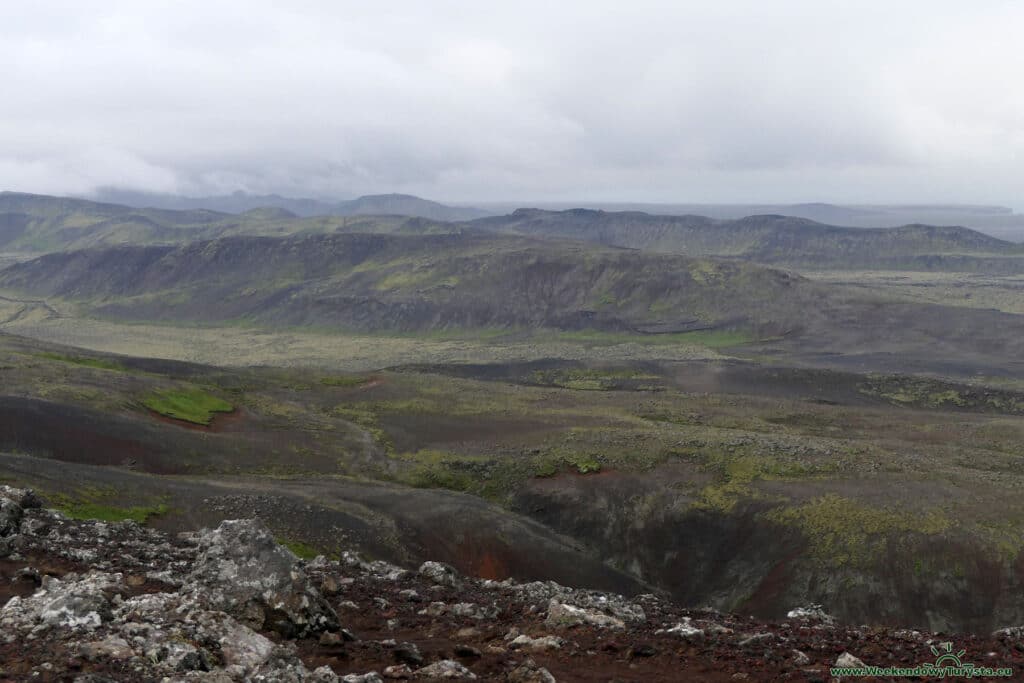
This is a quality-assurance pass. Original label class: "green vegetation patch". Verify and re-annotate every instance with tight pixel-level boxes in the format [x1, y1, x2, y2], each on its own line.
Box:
[143, 387, 234, 425]
[531, 451, 603, 477]
[767, 493, 951, 566]
[691, 451, 835, 512]
[36, 352, 125, 371]
[319, 375, 371, 388]
[689, 260, 727, 285]
[58, 502, 169, 524]
[547, 328, 752, 349]
[673, 329, 754, 348]
[332, 405, 394, 453]
[975, 518, 1024, 560]
[48, 490, 170, 524]
[530, 368, 659, 391]
[278, 538, 321, 560]
[375, 267, 460, 291]
[859, 375, 1024, 414]
[397, 449, 486, 492]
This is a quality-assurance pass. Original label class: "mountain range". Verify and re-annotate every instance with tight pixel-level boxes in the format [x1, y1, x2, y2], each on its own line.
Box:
[4, 191, 1023, 273]
[89, 188, 491, 221]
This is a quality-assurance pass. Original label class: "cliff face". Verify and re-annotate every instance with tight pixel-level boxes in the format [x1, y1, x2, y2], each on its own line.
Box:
[2, 484, 1024, 682]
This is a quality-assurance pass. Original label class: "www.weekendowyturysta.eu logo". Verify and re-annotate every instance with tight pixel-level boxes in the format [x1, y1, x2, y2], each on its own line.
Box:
[830, 641, 1013, 678]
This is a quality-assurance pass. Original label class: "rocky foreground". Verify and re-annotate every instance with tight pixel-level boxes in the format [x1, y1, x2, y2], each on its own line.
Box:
[1, 486, 1024, 682]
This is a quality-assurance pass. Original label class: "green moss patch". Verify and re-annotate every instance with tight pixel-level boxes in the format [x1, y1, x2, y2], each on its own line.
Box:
[396, 449, 486, 493]
[278, 538, 320, 560]
[319, 375, 370, 388]
[859, 375, 1024, 414]
[57, 501, 169, 524]
[530, 368, 659, 391]
[547, 328, 752, 349]
[143, 387, 233, 425]
[36, 352, 125, 371]
[767, 493, 951, 566]
[690, 452, 835, 512]
[332, 405, 394, 453]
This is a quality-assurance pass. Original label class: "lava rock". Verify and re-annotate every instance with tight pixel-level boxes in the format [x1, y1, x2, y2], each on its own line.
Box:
[787, 604, 835, 625]
[453, 644, 481, 658]
[394, 641, 424, 666]
[509, 634, 564, 651]
[188, 518, 340, 637]
[414, 659, 476, 679]
[664, 618, 705, 643]
[507, 658, 557, 683]
[545, 599, 624, 630]
[0, 497, 23, 537]
[418, 561, 462, 588]
[835, 652, 867, 668]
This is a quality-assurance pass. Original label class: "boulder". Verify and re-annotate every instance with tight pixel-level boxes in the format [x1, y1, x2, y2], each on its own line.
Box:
[0, 571, 121, 633]
[507, 658, 556, 683]
[188, 519, 340, 637]
[414, 660, 476, 679]
[545, 599, 624, 630]
[0, 485, 42, 510]
[509, 634, 564, 651]
[418, 561, 462, 588]
[79, 636, 135, 661]
[664, 618, 704, 643]
[0, 498, 23, 537]
[738, 632, 775, 649]
[835, 652, 866, 669]
[449, 602, 499, 620]
[786, 604, 835, 625]
[311, 666, 342, 682]
[394, 641, 424, 666]
[993, 626, 1024, 639]
[342, 673, 385, 683]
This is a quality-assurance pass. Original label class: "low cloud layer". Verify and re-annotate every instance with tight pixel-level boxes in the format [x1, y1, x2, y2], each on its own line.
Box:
[2, 1, 1022, 204]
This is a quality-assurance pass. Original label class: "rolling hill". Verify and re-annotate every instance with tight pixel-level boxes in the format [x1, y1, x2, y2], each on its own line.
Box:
[0, 192, 223, 251]
[0, 231, 821, 334]
[7, 191, 1024, 268]
[0, 191, 462, 252]
[332, 193, 489, 221]
[89, 188, 491, 221]
[7, 192, 1024, 274]
[6, 229, 1024, 379]
[473, 209, 1024, 272]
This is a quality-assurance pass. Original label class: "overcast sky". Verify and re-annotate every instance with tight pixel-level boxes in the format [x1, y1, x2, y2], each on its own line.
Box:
[2, 1, 1022, 205]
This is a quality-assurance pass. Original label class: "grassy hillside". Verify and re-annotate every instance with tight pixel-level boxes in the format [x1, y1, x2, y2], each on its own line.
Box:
[474, 209, 1024, 272]
[0, 231, 825, 335]
[0, 192, 221, 251]
[0, 192, 462, 252]
[92, 189, 490, 221]
[7, 228, 1024, 377]
[332, 193, 488, 221]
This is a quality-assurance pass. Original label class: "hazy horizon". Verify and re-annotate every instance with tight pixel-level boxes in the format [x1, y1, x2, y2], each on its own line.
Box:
[75, 188, 1024, 215]
[4, 2, 1023, 206]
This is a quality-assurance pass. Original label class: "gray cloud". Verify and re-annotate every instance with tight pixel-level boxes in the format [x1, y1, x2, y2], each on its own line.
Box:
[1, 1, 1022, 204]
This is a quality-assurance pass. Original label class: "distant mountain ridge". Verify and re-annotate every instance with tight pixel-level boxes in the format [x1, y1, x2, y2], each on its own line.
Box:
[4, 191, 1024, 273]
[477, 201, 1024, 239]
[472, 208, 1024, 272]
[0, 191, 463, 252]
[88, 188, 491, 221]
